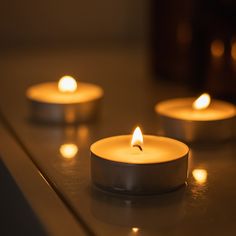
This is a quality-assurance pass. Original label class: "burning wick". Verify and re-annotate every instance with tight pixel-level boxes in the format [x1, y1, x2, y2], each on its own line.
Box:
[132, 144, 143, 151]
[131, 126, 143, 152]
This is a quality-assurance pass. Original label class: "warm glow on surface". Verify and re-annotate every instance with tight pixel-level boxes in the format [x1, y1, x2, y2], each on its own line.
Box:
[58, 75, 77, 92]
[131, 127, 143, 150]
[59, 143, 78, 159]
[211, 40, 224, 57]
[132, 227, 139, 233]
[231, 42, 236, 60]
[192, 93, 211, 110]
[192, 169, 207, 184]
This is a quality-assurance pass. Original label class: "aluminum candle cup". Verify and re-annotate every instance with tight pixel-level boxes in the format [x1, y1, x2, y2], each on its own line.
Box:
[90, 128, 189, 195]
[26, 76, 103, 124]
[155, 94, 236, 142]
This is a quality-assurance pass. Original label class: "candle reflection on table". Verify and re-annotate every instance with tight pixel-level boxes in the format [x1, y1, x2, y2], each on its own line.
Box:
[192, 169, 208, 185]
[63, 124, 90, 148]
[77, 125, 90, 144]
[90, 186, 186, 230]
[59, 143, 78, 159]
[131, 227, 139, 234]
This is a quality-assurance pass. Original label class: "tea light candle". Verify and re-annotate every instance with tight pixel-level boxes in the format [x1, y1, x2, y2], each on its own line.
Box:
[155, 93, 236, 142]
[26, 75, 104, 123]
[90, 127, 189, 195]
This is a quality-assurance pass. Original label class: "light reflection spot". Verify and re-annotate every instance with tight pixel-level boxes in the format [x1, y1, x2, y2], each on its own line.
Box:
[192, 169, 207, 184]
[59, 143, 78, 159]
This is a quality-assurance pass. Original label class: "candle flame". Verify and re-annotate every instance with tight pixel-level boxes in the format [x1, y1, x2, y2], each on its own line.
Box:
[58, 75, 77, 92]
[131, 127, 143, 151]
[192, 169, 207, 184]
[192, 93, 211, 110]
[59, 143, 78, 159]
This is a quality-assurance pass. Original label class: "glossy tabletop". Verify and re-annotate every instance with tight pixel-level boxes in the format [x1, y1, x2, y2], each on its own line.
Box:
[0, 47, 235, 235]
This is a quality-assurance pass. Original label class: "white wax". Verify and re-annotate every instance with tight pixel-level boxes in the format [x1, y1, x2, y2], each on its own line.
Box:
[26, 82, 103, 104]
[90, 135, 189, 164]
[156, 98, 235, 121]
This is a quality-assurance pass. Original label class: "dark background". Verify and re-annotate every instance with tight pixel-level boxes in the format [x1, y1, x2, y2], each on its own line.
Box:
[0, 0, 147, 48]
[1, 0, 236, 101]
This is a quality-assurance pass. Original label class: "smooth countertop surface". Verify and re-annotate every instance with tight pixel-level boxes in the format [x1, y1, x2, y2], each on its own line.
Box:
[0, 47, 236, 235]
